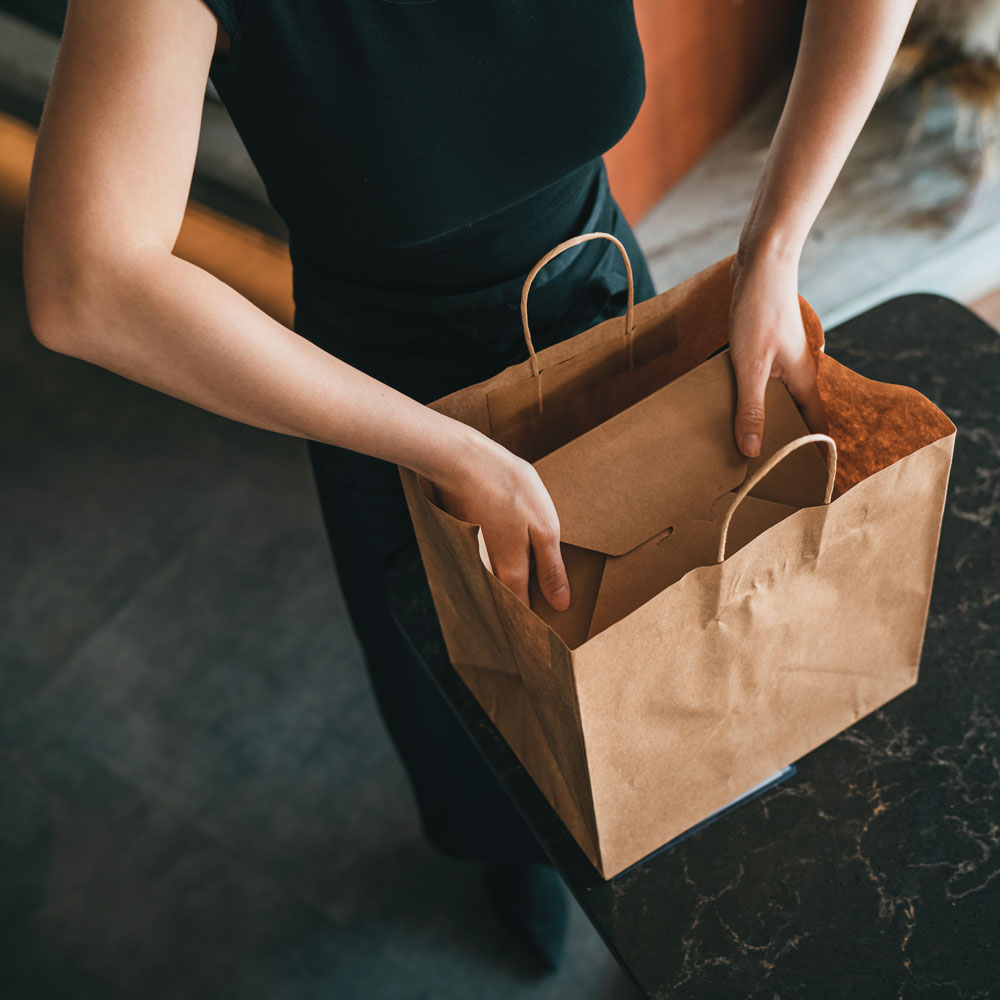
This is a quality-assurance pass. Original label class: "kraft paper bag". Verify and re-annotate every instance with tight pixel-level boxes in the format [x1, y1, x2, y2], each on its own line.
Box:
[397, 232, 956, 879]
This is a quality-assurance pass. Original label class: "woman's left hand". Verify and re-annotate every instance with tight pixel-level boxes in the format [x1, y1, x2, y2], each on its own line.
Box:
[721, 0, 916, 459]
[728, 248, 828, 458]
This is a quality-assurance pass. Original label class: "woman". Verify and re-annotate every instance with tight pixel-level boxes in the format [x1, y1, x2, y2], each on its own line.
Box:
[22, 0, 917, 975]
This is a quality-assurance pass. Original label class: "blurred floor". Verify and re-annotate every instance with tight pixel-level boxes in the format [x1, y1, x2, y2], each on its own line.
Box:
[0, 203, 637, 997]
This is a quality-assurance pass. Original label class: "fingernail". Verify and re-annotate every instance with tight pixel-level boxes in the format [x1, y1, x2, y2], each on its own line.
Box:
[551, 585, 570, 610]
[742, 433, 760, 457]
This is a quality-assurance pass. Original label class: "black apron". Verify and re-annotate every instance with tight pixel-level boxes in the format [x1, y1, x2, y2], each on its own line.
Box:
[292, 158, 657, 863]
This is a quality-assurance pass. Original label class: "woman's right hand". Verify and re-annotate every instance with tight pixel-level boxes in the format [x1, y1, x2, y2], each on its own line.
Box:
[431, 433, 571, 612]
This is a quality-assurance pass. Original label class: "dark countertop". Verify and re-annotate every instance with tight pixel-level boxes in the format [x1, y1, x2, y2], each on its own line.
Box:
[387, 293, 999, 999]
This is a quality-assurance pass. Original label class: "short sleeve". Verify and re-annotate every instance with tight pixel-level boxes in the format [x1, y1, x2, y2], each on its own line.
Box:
[198, 0, 244, 40]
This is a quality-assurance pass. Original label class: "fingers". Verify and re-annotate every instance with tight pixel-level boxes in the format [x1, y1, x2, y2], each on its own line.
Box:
[733, 352, 773, 458]
[491, 536, 532, 609]
[529, 520, 571, 612]
[473, 456, 572, 612]
[783, 354, 829, 436]
[492, 526, 571, 612]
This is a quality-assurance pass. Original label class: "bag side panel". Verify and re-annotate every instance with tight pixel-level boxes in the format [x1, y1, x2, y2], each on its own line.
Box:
[398, 466, 517, 675]
[571, 435, 955, 878]
[398, 466, 601, 860]
[480, 570, 602, 855]
[453, 662, 602, 868]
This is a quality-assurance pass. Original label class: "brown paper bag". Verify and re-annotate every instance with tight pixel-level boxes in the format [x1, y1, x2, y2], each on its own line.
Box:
[398, 232, 956, 879]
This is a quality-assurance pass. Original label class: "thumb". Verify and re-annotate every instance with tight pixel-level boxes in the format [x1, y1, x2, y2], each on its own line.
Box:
[530, 522, 571, 612]
[733, 354, 772, 458]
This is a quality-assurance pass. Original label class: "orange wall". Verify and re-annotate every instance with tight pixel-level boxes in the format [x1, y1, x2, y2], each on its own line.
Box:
[605, 0, 804, 225]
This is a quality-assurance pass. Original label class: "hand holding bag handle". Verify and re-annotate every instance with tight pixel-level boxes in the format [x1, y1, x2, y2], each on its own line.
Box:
[520, 231, 636, 415]
[717, 433, 838, 564]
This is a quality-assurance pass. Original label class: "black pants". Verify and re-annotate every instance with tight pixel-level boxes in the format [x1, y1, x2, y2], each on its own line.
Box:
[298, 161, 657, 864]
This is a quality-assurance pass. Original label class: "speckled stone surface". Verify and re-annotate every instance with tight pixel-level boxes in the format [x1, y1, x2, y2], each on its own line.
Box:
[387, 294, 1000, 1000]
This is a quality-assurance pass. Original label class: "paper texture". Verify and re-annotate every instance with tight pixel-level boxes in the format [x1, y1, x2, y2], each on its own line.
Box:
[398, 247, 956, 879]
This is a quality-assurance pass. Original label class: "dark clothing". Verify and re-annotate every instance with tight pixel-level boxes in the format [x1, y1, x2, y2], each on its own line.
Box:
[205, 0, 645, 289]
[301, 161, 656, 863]
[200, 0, 656, 862]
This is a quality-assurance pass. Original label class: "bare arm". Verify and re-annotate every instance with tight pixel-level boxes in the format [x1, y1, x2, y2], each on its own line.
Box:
[23, 0, 571, 610]
[728, 0, 917, 456]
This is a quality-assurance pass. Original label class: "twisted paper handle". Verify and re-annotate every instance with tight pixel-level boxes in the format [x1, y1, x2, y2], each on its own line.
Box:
[717, 433, 838, 564]
[520, 231, 635, 415]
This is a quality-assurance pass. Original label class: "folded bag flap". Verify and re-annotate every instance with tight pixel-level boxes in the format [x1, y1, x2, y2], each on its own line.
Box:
[531, 349, 824, 556]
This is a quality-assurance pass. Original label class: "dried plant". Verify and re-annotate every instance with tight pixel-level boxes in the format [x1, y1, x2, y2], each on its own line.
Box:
[882, 0, 1000, 201]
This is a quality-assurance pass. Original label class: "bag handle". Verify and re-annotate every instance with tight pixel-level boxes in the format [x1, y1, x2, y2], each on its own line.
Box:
[717, 433, 838, 564]
[520, 231, 636, 415]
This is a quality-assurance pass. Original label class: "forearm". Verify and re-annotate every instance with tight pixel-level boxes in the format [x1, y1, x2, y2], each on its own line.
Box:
[740, 0, 916, 262]
[31, 244, 482, 483]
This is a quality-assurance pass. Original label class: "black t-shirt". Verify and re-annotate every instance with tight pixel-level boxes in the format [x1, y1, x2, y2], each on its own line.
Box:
[202, 0, 646, 294]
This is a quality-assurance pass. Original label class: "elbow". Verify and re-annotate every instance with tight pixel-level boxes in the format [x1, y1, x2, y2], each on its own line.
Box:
[22, 239, 99, 358]
[24, 294, 77, 356]
[23, 231, 164, 360]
